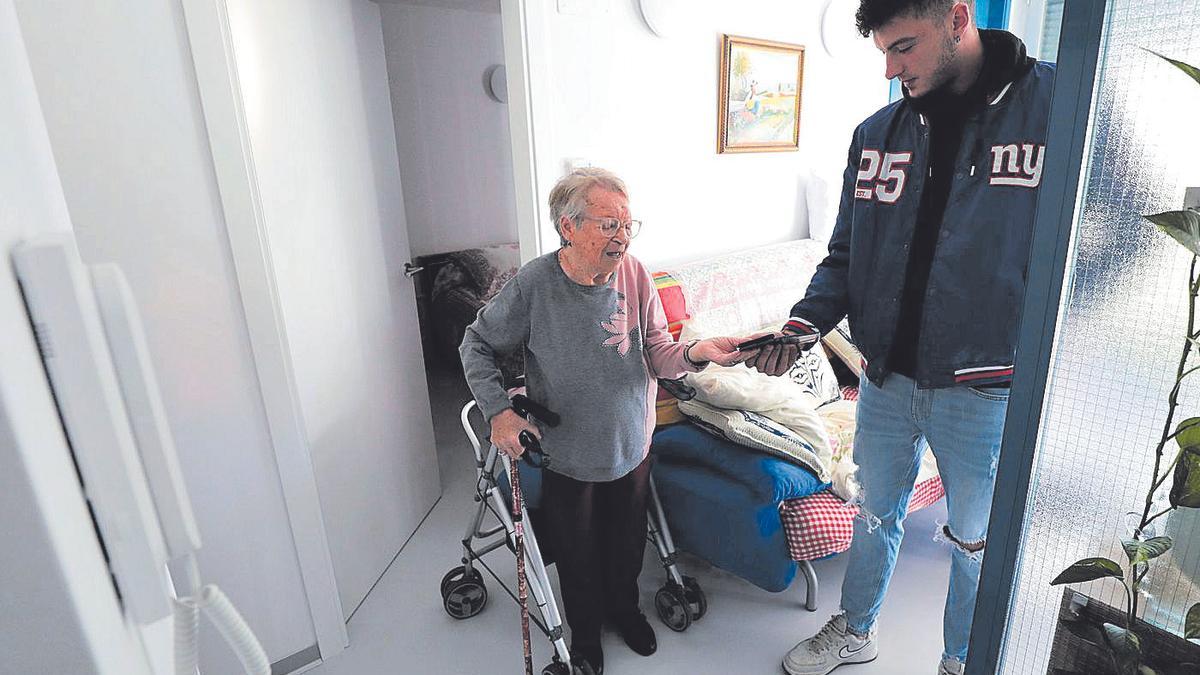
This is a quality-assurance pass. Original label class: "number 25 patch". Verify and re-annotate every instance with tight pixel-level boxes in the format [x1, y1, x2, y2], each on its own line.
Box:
[855, 149, 911, 203]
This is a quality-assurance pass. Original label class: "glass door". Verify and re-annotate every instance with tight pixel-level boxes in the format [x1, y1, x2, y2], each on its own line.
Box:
[974, 0, 1200, 672]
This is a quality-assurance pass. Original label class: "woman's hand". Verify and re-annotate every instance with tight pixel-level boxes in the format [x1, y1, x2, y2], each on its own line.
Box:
[688, 336, 756, 367]
[489, 408, 542, 459]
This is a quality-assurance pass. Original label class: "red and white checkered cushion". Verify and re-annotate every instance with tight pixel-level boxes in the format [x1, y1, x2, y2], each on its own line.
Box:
[780, 491, 857, 561]
[780, 475, 945, 561]
[908, 474, 946, 512]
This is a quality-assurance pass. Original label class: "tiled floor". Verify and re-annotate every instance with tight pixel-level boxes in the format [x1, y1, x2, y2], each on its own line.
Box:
[309, 368, 953, 675]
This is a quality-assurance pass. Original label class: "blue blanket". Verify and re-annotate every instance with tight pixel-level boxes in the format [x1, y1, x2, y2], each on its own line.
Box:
[650, 423, 829, 592]
[651, 423, 829, 502]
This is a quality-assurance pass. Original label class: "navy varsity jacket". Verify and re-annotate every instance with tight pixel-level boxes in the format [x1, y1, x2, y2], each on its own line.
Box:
[784, 54, 1056, 389]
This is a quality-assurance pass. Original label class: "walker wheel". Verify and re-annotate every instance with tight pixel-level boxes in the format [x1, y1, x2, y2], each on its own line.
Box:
[654, 584, 692, 632]
[443, 577, 488, 619]
[541, 660, 593, 675]
[440, 565, 481, 599]
[682, 576, 707, 621]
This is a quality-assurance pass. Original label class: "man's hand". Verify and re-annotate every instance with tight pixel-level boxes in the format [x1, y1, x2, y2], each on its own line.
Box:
[688, 336, 756, 367]
[489, 408, 541, 459]
[745, 331, 807, 377]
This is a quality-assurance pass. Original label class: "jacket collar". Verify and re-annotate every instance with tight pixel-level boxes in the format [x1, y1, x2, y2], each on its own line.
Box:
[905, 29, 1035, 116]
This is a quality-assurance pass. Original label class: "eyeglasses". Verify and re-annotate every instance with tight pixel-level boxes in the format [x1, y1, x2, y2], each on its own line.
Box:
[582, 216, 643, 239]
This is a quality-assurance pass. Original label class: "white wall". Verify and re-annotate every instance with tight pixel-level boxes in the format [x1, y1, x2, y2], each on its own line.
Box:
[380, 2, 519, 257]
[225, 0, 441, 616]
[523, 0, 888, 268]
[12, 0, 318, 671]
[0, 4, 150, 673]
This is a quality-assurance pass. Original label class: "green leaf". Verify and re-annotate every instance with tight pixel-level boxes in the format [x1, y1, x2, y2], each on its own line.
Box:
[1122, 536, 1173, 566]
[1051, 557, 1125, 585]
[1138, 666, 1158, 675]
[1102, 623, 1142, 675]
[1146, 211, 1200, 257]
[1187, 602, 1200, 639]
[1060, 616, 1106, 646]
[1178, 418, 1200, 449]
[1144, 49, 1200, 89]
[1170, 446, 1200, 508]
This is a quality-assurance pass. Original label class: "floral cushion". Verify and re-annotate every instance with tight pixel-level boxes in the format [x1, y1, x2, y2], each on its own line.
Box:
[788, 347, 843, 408]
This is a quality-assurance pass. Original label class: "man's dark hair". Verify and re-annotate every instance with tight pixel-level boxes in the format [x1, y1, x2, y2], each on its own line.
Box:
[855, 0, 956, 38]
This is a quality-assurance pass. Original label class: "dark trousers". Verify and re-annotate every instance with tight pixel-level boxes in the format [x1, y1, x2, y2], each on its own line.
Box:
[542, 456, 652, 649]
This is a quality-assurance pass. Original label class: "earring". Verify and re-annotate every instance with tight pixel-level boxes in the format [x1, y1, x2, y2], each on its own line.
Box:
[954, 34, 961, 44]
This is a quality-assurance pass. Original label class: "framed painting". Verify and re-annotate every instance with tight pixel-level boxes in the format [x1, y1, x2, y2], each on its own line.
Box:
[717, 35, 805, 154]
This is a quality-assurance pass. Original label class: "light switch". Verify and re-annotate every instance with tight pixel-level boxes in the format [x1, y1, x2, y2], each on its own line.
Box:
[565, 157, 592, 173]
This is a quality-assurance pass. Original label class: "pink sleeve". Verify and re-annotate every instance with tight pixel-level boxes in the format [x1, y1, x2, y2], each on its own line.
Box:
[628, 259, 702, 379]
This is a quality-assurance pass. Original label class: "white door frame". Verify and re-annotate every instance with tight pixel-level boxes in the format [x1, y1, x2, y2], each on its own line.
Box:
[500, 0, 554, 262]
[178, 0, 348, 661]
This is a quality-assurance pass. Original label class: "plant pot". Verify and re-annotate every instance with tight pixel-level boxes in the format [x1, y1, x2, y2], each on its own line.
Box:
[1047, 588, 1200, 675]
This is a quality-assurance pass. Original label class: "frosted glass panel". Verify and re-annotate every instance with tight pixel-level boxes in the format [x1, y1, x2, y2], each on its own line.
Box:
[1040, 0, 1064, 62]
[998, 1, 1200, 673]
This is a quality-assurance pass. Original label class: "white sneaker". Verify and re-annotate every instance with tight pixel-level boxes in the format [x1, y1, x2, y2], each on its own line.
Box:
[937, 658, 965, 675]
[782, 614, 878, 675]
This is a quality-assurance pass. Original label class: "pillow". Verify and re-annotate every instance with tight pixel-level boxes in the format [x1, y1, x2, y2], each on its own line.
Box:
[813, 399, 860, 502]
[677, 399, 829, 481]
[788, 345, 843, 408]
[651, 270, 691, 426]
[680, 317, 842, 410]
[678, 317, 836, 457]
[651, 422, 827, 503]
[678, 358, 832, 455]
[652, 271, 690, 339]
[821, 319, 864, 377]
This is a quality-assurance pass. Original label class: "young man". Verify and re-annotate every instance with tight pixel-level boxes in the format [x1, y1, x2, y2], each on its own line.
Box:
[747, 2, 1054, 674]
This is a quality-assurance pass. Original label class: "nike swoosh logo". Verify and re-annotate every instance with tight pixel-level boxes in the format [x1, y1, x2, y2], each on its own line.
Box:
[839, 643, 869, 659]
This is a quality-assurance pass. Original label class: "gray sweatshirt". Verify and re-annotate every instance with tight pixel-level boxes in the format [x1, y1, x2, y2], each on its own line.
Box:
[459, 251, 701, 481]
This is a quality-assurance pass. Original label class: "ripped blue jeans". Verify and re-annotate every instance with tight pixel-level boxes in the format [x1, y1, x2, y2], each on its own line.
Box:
[840, 372, 1007, 664]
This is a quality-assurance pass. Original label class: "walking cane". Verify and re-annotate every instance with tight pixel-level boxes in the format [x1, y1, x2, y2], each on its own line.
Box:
[508, 395, 559, 675]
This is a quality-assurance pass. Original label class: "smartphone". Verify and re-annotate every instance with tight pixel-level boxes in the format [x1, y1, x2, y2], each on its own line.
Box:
[736, 332, 820, 351]
[736, 334, 777, 351]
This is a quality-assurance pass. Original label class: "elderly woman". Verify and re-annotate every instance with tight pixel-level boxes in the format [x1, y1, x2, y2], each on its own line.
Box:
[460, 168, 745, 674]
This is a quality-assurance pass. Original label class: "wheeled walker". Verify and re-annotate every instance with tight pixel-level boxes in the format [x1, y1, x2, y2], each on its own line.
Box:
[439, 400, 707, 675]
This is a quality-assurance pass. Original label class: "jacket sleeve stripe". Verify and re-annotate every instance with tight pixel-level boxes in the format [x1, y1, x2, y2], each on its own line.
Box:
[783, 317, 819, 335]
[954, 365, 1015, 383]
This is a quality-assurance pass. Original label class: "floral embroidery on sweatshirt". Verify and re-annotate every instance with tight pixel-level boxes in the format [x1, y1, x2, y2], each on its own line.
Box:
[601, 293, 639, 357]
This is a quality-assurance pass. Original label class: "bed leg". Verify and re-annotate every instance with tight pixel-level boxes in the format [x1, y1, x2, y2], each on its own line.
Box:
[799, 560, 818, 612]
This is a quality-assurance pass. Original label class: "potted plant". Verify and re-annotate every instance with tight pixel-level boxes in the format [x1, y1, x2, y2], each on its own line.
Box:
[1048, 51, 1200, 675]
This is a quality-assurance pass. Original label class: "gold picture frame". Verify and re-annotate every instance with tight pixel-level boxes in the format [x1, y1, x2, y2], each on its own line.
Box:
[717, 35, 805, 154]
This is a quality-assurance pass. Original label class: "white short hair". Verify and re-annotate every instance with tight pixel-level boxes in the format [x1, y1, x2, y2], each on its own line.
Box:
[547, 168, 628, 246]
